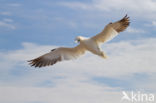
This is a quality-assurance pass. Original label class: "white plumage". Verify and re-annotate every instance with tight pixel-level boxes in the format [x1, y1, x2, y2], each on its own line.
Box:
[28, 15, 130, 68]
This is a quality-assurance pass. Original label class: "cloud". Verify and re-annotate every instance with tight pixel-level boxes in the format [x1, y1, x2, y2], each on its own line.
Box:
[152, 21, 156, 26]
[0, 1, 155, 102]
[0, 85, 122, 103]
[7, 3, 21, 7]
[144, 21, 156, 29]
[59, 0, 156, 12]
[3, 18, 14, 23]
[59, 0, 156, 20]
[0, 20, 16, 30]
[59, 2, 91, 10]
[126, 27, 146, 33]
[0, 38, 156, 103]
[53, 17, 78, 28]
[0, 12, 11, 16]
[1, 38, 156, 77]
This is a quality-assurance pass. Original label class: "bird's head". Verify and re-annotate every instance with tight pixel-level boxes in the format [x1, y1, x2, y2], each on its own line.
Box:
[74, 36, 85, 43]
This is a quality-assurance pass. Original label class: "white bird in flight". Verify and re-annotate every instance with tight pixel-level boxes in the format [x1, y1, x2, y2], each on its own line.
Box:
[28, 15, 130, 68]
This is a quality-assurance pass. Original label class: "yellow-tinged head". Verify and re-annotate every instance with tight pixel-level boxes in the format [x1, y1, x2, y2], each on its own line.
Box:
[74, 36, 85, 43]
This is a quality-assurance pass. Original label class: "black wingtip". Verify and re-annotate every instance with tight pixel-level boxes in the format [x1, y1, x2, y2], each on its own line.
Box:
[123, 14, 129, 19]
[27, 60, 32, 62]
[125, 14, 127, 17]
[51, 48, 56, 52]
[120, 14, 130, 23]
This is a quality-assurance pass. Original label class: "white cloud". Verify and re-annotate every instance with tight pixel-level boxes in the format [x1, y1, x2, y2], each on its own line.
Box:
[53, 17, 78, 28]
[3, 18, 14, 23]
[0, 38, 156, 103]
[59, 0, 156, 19]
[0, 20, 16, 30]
[0, 86, 122, 103]
[1, 38, 156, 77]
[126, 27, 146, 33]
[59, 2, 91, 10]
[152, 21, 156, 26]
[0, 12, 11, 16]
[59, 0, 156, 12]
[1, 39, 156, 78]
[7, 3, 21, 7]
[0, 80, 155, 103]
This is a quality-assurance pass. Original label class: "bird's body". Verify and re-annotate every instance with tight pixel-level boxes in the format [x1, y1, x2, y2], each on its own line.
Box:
[80, 37, 106, 58]
[28, 15, 130, 68]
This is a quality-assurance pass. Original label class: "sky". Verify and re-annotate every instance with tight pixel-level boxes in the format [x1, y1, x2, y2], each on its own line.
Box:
[0, 0, 156, 103]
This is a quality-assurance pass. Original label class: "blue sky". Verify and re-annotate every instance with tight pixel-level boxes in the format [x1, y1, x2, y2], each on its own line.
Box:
[0, 0, 156, 50]
[0, 0, 156, 103]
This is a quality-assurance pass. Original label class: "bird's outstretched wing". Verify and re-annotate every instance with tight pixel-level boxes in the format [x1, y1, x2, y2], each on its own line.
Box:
[92, 15, 130, 44]
[28, 44, 86, 68]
